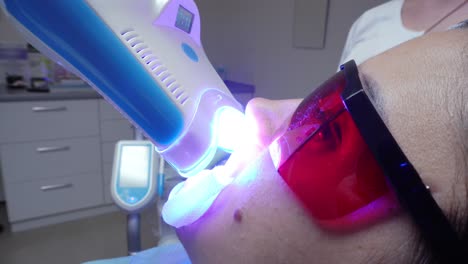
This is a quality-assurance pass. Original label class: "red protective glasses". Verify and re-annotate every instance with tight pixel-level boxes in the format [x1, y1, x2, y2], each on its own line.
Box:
[269, 60, 464, 262]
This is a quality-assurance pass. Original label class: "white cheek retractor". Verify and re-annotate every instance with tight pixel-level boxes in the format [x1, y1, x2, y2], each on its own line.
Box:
[162, 166, 232, 228]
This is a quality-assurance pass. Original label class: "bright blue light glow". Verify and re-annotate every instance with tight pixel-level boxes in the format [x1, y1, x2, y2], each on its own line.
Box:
[177, 145, 217, 178]
[400, 162, 409, 168]
[176, 106, 245, 178]
[216, 107, 246, 152]
[162, 167, 232, 228]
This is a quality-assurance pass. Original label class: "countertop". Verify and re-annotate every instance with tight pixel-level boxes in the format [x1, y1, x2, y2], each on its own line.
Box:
[0, 85, 101, 102]
[0, 80, 255, 103]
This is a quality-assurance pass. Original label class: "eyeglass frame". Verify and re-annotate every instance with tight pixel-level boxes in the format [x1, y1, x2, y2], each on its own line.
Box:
[340, 60, 464, 262]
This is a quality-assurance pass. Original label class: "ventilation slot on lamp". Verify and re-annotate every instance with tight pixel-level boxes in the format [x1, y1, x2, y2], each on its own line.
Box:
[156, 69, 168, 77]
[150, 63, 162, 70]
[166, 79, 176, 87]
[135, 46, 149, 54]
[120, 28, 190, 106]
[160, 73, 170, 82]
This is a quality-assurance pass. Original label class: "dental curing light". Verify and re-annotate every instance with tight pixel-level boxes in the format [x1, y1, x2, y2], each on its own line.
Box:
[0, 0, 244, 177]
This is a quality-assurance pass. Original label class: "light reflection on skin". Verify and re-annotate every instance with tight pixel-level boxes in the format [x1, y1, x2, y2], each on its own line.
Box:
[165, 99, 300, 227]
[161, 99, 293, 228]
[176, 98, 325, 263]
[222, 99, 303, 182]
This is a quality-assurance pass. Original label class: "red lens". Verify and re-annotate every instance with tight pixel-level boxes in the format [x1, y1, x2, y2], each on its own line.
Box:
[271, 71, 394, 230]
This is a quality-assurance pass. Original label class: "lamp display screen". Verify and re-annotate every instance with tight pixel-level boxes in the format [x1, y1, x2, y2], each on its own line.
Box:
[119, 145, 150, 188]
[175, 5, 194, 33]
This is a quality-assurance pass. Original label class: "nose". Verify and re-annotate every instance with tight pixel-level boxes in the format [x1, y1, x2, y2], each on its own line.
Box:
[245, 98, 302, 148]
[221, 98, 302, 179]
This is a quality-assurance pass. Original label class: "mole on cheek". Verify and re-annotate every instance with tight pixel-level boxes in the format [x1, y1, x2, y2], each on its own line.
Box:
[233, 209, 243, 223]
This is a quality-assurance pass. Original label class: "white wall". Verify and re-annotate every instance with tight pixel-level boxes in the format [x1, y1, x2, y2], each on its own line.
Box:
[0, 9, 26, 43]
[196, 0, 387, 99]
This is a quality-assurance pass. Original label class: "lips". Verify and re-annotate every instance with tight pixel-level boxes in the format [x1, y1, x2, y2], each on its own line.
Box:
[162, 166, 233, 228]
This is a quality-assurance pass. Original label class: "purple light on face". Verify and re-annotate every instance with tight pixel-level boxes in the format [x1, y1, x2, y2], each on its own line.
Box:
[234, 157, 261, 186]
[269, 139, 282, 169]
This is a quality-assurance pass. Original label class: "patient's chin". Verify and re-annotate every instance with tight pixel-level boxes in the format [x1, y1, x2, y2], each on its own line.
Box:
[175, 152, 329, 264]
[175, 151, 271, 245]
[175, 151, 305, 261]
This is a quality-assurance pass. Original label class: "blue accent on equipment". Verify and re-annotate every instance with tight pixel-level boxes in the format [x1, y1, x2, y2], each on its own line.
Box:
[5, 0, 184, 146]
[157, 173, 165, 198]
[182, 43, 199, 62]
[119, 188, 149, 205]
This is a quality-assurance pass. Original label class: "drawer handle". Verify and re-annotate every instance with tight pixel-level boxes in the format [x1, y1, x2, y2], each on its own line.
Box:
[40, 183, 73, 192]
[36, 146, 71, 153]
[32, 106, 68, 112]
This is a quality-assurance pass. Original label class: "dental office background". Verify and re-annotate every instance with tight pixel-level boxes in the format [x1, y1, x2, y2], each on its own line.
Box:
[0, 0, 385, 232]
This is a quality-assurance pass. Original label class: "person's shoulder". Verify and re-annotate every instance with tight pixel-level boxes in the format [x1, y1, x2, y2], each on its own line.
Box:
[360, 0, 401, 19]
[130, 243, 191, 264]
[351, 0, 402, 32]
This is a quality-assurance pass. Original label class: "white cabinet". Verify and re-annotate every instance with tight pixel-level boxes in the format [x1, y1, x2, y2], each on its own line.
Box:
[0, 85, 253, 229]
[0, 98, 134, 231]
[100, 119, 134, 142]
[6, 172, 103, 221]
[0, 100, 99, 143]
[1, 137, 101, 183]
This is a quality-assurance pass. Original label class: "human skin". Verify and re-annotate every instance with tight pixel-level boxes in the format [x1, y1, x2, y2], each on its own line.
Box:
[401, 0, 468, 32]
[176, 29, 468, 264]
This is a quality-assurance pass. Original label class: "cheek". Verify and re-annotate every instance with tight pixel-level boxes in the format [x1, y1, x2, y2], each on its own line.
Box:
[176, 152, 320, 262]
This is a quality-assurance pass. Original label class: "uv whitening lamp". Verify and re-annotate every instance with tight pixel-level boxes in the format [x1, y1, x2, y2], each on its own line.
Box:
[0, 0, 244, 177]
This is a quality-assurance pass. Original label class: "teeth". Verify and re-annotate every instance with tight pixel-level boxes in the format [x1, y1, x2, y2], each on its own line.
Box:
[162, 166, 233, 228]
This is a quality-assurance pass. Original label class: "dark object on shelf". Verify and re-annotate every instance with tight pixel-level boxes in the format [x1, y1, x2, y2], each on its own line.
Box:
[6, 74, 27, 89]
[27, 77, 50, 93]
[0, 224, 3, 233]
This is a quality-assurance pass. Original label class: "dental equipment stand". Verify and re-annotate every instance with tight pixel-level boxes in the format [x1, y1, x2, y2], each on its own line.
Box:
[127, 128, 144, 255]
[127, 214, 141, 255]
[111, 138, 158, 255]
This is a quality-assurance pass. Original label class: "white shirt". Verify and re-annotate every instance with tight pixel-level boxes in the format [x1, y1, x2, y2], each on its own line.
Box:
[339, 0, 423, 67]
[83, 243, 191, 264]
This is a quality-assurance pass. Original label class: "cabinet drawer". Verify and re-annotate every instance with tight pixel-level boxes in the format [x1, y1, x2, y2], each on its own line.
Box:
[99, 100, 125, 120]
[0, 100, 99, 143]
[5, 173, 103, 222]
[101, 142, 117, 164]
[103, 163, 113, 204]
[100, 119, 134, 142]
[1, 137, 101, 183]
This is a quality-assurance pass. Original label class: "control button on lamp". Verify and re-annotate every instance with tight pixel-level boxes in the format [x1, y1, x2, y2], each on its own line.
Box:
[182, 43, 199, 62]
